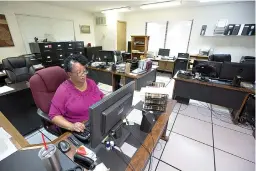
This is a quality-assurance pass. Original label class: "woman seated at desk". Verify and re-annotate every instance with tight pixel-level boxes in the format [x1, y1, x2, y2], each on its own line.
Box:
[49, 54, 104, 132]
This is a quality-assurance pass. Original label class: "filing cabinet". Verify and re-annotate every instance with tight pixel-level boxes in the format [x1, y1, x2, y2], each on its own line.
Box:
[29, 41, 84, 67]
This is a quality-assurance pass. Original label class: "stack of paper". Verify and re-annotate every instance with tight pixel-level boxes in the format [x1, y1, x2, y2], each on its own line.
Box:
[0, 127, 17, 161]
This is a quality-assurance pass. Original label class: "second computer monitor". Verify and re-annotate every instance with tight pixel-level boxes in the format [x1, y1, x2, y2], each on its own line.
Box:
[98, 50, 115, 65]
[158, 48, 170, 56]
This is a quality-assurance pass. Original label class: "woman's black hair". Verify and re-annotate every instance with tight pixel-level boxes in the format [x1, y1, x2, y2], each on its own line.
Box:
[63, 54, 88, 72]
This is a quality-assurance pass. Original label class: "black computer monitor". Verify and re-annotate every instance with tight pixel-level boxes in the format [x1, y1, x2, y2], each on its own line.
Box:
[89, 81, 135, 148]
[98, 50, 115, 65]
[158, 48, 170, 56]
[219, 62, 255, 82]
[193, 60, 222, 78]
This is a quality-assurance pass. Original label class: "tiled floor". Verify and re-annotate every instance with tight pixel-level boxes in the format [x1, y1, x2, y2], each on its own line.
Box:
[24, 73, 255, 171]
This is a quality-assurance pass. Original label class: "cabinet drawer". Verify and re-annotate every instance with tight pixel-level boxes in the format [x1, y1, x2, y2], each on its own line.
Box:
[65, 42, 75, 51]
[56, 42, 65, 51]
[158, 61, 166, 70]
[75, 41, 84, 50]
[166, 61, 175, 72]
[39, 43, 55, 53]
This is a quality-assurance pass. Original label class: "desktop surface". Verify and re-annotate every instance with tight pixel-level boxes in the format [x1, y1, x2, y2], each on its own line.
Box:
[0, 148, 78, 171]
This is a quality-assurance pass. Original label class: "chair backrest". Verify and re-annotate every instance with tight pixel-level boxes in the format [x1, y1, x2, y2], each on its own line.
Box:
[114, 50, 123, 64]
[29, 66, 68, 114]
[208, 54, 231, 62]
[2, 57, 35, 83]
[240, 56, 255, 64]
[178, 53, 189, 58]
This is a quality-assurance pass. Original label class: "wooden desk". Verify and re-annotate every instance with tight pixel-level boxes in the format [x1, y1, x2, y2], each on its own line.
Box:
[25, 100, 176, 171]
[0, 111, 29, 149]
[173, 72, 255, 123]
[87, 66, 157, 91]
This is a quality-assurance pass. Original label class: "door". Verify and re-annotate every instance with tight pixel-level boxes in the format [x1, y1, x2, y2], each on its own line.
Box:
[117, 21, 126, 51]
[166, 61, 175, 72]
[158, 61, 166, 70]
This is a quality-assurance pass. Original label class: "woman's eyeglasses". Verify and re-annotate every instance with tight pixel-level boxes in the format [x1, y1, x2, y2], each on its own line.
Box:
[73, 70, 88, 76]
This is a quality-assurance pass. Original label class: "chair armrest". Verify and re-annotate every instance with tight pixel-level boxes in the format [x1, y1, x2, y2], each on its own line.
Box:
[37, 108, 51, 122]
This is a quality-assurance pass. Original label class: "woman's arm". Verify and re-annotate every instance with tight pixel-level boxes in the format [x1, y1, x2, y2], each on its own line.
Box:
[52, 116, 85, 132]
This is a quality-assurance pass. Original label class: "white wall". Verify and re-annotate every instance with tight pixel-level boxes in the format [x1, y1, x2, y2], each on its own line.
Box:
[124, 2, 255, 62]
[0, 2, 95, 60]
[94, 12, 125, 50]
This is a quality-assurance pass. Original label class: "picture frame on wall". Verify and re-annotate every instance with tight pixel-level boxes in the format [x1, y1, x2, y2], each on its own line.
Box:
[80, 25, 90, 34]
[0, 14, 14, 47]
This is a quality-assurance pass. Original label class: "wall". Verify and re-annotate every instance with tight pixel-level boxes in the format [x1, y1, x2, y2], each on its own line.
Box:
[0, 1, 95, 60]
[124, 2, 255, 62]
[94, 12, 125, 50]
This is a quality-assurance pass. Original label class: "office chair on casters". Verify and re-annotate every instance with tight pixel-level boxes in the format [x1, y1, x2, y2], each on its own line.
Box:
[2, 57, 35, 84]
[29, 66, 68, 136]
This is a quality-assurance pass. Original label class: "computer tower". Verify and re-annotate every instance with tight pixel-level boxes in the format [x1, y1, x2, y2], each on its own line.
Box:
[173, 58, 188, 76]
[224, 24, 235, 35]
[231, 24, 241, 35]
[127, 41, 131, 53]
[241, 24, 255, 36]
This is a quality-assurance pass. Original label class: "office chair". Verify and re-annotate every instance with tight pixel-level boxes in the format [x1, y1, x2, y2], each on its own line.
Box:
[208, 54, 231, 62]
[240, 56, 255, 64]
[2, 56, 35, 84]
[178, 53, 189, 58]
[29, 66, 68, 136]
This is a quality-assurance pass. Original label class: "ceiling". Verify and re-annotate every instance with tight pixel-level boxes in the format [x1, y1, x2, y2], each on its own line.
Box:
[41, 1, 243, 13]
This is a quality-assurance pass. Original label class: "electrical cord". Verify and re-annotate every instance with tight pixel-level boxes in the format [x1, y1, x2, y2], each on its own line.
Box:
[108, 134, 135, 171]
[122, 125, 154, 171]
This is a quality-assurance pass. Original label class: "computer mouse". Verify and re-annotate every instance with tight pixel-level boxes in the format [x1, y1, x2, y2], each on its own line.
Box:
[58, 140, 71, 153]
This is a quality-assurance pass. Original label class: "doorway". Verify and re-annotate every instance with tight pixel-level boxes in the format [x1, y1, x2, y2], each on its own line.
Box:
[117, 21, 127, 51]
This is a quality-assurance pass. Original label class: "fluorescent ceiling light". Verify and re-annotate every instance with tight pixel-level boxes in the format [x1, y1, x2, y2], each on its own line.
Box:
[140, 1, 181, 9]
[101, 7, 131, 13]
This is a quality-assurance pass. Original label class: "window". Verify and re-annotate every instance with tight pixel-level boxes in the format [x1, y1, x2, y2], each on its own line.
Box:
[145, 20, 193, 56]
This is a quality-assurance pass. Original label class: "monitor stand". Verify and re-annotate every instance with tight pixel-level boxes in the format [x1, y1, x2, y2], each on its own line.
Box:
[109, 122, 131, 147]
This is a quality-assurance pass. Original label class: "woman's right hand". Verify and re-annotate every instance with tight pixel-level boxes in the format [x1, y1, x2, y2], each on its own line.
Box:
[71, 122, 85, 132]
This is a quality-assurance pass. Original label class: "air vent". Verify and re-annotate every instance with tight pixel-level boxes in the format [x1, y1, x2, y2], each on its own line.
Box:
[96, 17, 106, 26]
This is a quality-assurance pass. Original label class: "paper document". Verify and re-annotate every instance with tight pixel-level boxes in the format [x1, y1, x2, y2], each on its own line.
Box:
[0, 86, 14, 94]
[126, 108, 143, 125]
[0, 127, 12, 139]
[98, 83, 112, 92]
[0, 138, 17, 161]
[120, 142, 137, 158]
[132, 91, 142, 106]
[94, 163, 110, 171]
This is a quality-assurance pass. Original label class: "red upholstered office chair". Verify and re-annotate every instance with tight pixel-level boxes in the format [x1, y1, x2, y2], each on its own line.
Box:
[29, 66, 68, 136]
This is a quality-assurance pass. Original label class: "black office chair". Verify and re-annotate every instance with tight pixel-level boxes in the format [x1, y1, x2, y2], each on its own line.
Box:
[178, 53, 189, 58]
[2, 57, 35, 84]
[208, 54, 231, 62]
[240, 56, 255, 64]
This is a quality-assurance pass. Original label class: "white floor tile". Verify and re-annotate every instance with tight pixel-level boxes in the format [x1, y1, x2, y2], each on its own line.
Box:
[213, 125, 255, 162]
[189, 99, 209, 108]
[161, 132, 214, 171]
[167, 112, 178, 130]
[153, 139, 166, 159]
[156, 161, 179, 171]
[212, 117, 253, 135]
[41, 129, 58, 141]
[173, 114, 213, 146]
[172, 103, 181, 113]
[212, 104, 230, 114]
[27, 132, 51, 145]
[179, 104, 212, 123]
[215, 149, 255, 171]
[144, 156, 159, 171]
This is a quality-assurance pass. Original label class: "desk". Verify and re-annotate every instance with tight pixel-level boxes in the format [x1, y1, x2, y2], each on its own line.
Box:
[25, 100, 176, 171]
[0, 111, 29, 149]
[0, 82, 41, 135]
[87, 66, 157, 91]
[173, 72, 255, 122]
